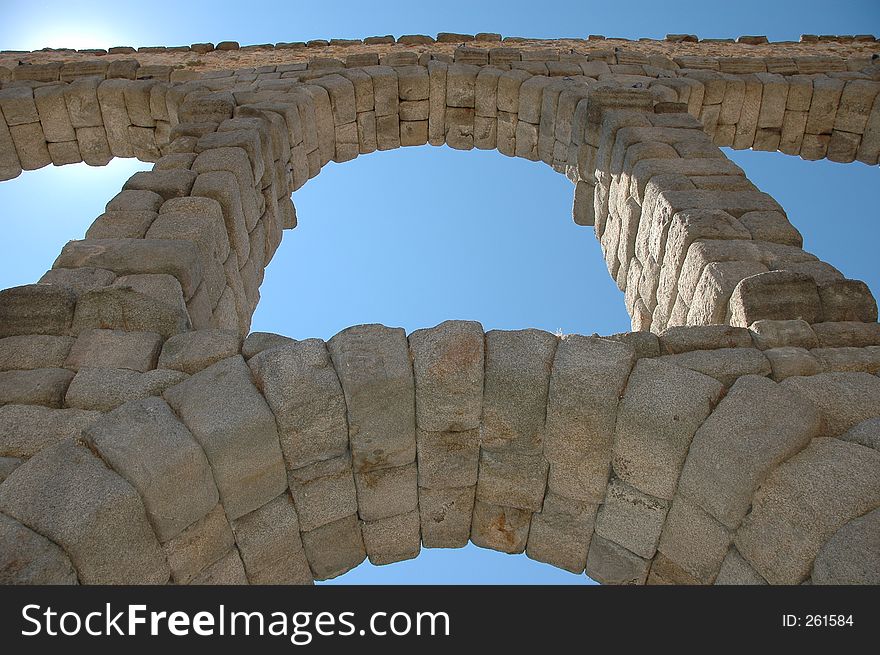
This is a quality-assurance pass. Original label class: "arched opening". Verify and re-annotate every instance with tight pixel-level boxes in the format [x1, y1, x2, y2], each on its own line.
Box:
[254, 145, 630, 340]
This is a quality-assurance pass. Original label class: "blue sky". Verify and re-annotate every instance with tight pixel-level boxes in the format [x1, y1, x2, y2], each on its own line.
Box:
[0, 1, 878, 584]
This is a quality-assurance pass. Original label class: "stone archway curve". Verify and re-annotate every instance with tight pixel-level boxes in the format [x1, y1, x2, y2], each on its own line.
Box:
[1, 36, 879, 585]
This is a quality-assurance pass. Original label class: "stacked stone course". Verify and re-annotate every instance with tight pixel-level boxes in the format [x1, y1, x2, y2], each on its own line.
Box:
[0, 32, 878, 585]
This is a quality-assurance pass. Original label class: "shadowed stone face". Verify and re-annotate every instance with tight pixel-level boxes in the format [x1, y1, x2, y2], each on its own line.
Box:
[0, 34, 879, 584]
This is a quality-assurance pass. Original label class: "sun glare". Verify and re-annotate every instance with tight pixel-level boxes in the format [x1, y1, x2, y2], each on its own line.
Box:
[20, 24, 123, 51]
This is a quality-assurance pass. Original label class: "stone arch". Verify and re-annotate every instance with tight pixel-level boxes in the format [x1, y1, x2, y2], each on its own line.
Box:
[1, 38, 879, 585]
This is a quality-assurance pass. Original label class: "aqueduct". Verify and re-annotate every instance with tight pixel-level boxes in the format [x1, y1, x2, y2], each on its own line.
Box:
[0, 32, 879, 585]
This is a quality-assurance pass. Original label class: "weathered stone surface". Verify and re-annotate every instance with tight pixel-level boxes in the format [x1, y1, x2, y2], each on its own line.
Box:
[190, 171, 251, 264]
[416, 428, 479, 490]
[72, 285, 190, 339]
[8, 121, 51, 171]
[86, 210, 158, 240]
[111, 274, 189, 319]
[714, 547, 767, 585]
[0, 335, 74, 371]
[288, 454, 357, 532]
[482, 329, 557, 453]
[613, 358, 723, 500]
[764, 346, 821, 381]
[190, 147, 261, 229]
[419, 485, 474, 549]
[408, 320, 484, 432]
[603, 331, 659, 359]
[158, 329, 240, 374]
[65, 328, 162, 372]
[162, 504, 234, 584]
[657, 494, 732, 584]
[190, 548, 248, 584]
[0, 512, 78, 584]
[544, 336, 635, 503]
[163, 356, 287, 520]
[679, 375, 820, 529]
[585, 534, 650, 585]
[818, 278, 878, 323]
[525, 492, 597, 574]
[811, 345, 880, 374]
[249, 339, 349, 470]
[595, 478, 669, 559]
[301, 514, 365, 580]
[39, 267, 116, 298]
[646, 552, 701, 585]
[34, 84, 75, 142]
[738, 210, 802, 247]
[327, 324, 415, 472]
[749, 319, 817, 349]
[241, 331, 296, 359]
[85, 397, 218, 542]
[470, 500, 531, 554]
[147, 211, 229, 303]
[0, 457, 22, 483]
[729, 271, 821, 326]
[354, 462, 417, 522]
[0, 404, 100, 457]
[811, 508, 880, 585]
[0, 284, 76, 338]
[232, 493, 313, 584]
[124, 169, 198, 201]
[64, 367, 187, 412]
[476, 449, 548, 511]
[657, 347, 771, 387]
[812, 321, 880, 348]
[735, 438, 880, 584]
[658, 325, 753, 353]
[362, 509, 421, 565]
[55, 238, 202, 301]
[689, 261, 770, 325]
[0, 368, 74, 408]
[781, 371, 880, 437]
[838, 417, 880, 451]
[0, 439, 169, 584]
[107, 189, 164, 213]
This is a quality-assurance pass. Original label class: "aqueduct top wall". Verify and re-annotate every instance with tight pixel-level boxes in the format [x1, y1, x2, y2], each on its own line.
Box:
[0, 32, 878, 586]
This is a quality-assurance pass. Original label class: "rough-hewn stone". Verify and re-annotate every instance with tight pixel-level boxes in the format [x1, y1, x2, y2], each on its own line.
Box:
[781, 371, 880, 437]
[612, 358, 724, 500]
[327, 324, 415, 472]
[232, 493, 313, 584]
[735, 438, 880, 584]
[65, 328, 162, 372]
[157, 329, 240, 374]
[0, 368, 74, 408]
[470, 500, 531, 554]
[0, 512, 78, 584]
[679, 375, 820, 529]
[0, 439, 169, 584]
[85, 397, 218, 542]
[162, 504, 234, 584]
[249, 339, 348, 470]
[585, 534, 650, 585]
[163, 356, 287, 520]
[301, 514, 365, 580]
[408, 320, 483, 432]
[545, 336, 634, 503]
[64, 367, 187, 412]
[482, 329, 557, 453]
[811, 508, 880, 585]
[419, 485, 474, 549]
